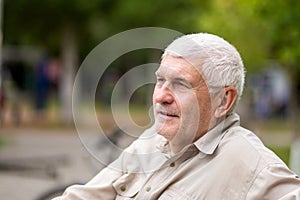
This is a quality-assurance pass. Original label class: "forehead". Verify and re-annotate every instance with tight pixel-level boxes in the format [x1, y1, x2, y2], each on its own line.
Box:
[157, 55, 204, 82]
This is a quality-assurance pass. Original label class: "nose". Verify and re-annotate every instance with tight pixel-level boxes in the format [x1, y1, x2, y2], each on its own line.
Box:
[153, 84, 174, 104]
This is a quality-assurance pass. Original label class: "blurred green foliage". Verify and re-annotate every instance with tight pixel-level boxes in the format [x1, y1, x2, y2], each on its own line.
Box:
[3, 0, 300, 128]
[3, 0, 203, 58]
[4, 0, 300, 71]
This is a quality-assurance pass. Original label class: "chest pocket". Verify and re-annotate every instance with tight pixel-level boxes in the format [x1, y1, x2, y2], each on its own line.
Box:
[113, 173, 145, 199]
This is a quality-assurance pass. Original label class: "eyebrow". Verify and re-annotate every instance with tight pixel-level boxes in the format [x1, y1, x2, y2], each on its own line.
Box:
[155, 71, 191, 85]
[173, 77, 190, 85]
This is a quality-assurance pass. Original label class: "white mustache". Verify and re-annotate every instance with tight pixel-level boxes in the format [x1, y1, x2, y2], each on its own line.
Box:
[155, 103, 180, 117]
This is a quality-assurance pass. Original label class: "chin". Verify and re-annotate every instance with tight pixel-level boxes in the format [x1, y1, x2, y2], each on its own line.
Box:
[156, 127, 177, 141]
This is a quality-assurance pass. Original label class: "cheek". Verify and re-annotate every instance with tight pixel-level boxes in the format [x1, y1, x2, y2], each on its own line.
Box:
[198, 95, 214, 128]
[177, 95, 199, 118]
[185, 92, 212, 121]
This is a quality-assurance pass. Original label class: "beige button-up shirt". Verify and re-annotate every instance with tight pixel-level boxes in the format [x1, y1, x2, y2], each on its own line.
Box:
[54, 114, 300, 199]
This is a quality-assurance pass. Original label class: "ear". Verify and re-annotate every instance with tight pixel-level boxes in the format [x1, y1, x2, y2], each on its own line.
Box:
[214, 86, 238, 118]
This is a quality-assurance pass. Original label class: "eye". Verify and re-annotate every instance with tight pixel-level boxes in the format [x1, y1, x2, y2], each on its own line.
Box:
[156, 77, 165, 84]
[173, 81, 190, 90]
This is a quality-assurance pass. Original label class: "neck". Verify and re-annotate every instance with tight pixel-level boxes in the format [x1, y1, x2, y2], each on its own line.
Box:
[169, 134, 195, 154]
[170, 142, 185, 154]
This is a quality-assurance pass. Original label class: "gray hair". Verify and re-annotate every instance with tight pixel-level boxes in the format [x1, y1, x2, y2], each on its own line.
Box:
[163, 33, 245, 110]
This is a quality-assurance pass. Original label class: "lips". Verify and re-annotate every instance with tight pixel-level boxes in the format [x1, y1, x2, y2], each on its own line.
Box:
[155, 104, 180, 118]
[158, 110, 179, 117]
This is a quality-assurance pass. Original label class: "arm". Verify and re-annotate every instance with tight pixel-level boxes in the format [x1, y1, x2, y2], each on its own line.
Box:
[52, 158, 123, 200]
[52, 127, 158, 200]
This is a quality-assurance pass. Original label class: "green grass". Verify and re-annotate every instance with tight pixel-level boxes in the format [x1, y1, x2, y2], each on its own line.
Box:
[0, 136, 7, 148]
[267, 145, 290, 166]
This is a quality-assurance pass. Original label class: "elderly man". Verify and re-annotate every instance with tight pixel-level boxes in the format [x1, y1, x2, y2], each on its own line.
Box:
[54, 33, 300, 199]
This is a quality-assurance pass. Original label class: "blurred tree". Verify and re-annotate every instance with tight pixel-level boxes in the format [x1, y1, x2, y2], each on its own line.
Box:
[3, 0, 205, 123]
[197, 0, 300, 133]
[4, 0, 109, 123]
[198, 0, 272, 70]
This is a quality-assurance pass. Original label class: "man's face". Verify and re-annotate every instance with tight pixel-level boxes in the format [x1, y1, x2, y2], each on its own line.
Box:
[153, 55, 215, 145]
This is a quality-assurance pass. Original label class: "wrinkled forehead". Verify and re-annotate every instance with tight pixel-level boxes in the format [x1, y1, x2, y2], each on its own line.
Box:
[157, 54, 206, 83]
[159, 54, 201, 71]
[162, 52, 204, 72]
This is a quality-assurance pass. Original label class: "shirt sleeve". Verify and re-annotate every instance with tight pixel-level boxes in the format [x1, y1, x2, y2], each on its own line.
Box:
[247, 163, 300, 200]
[51, 127, 156, 200]
[51, 139, 136, 200]
[52, 161, 123, 200]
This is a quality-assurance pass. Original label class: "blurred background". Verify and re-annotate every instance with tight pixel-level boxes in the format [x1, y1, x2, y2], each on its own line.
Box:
[1, 0, 300, 199]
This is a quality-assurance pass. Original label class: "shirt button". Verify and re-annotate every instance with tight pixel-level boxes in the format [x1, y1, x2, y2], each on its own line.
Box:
[146, 186, 151, 192]
[120, 185, 126, 192]
[169, 162, 175, 167]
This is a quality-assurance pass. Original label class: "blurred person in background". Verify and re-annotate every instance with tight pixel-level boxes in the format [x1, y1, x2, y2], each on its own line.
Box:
[35, 56, 60, 118]
[54, 33, 300, 199]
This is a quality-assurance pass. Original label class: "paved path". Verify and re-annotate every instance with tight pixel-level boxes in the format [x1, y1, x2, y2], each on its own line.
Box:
[0, 126, 295, 200]
[0, 128, 106, 200]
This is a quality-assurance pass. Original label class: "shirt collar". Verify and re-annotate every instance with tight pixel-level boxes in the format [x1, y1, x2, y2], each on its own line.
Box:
[156, 113, 240, 156]
[193, 113, 240, 155]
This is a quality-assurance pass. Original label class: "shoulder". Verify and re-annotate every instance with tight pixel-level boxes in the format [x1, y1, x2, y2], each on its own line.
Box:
[217, 126, 299, 198]
[219, 126, 286, 169]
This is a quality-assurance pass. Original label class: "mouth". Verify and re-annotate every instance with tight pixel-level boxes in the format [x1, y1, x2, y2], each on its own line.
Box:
[155, 103, 180, 119]
[157, 110, 180, 118]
